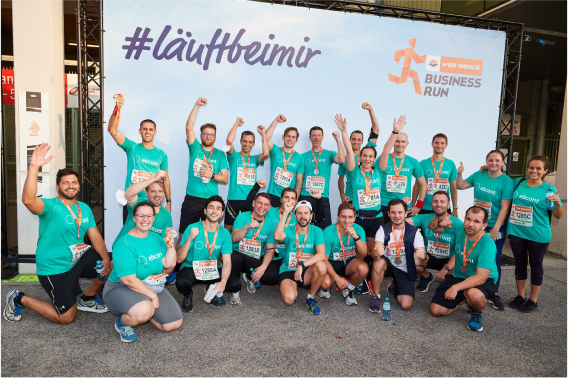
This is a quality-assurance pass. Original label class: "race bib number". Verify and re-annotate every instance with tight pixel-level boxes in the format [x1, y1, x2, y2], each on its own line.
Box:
[69, 243, 91, 265]
[288, 252, 311, 269]
[510, 204, 533, 227]
[386, 175, 408, 194]
[474, 199, 492, 219]
[237, 167, 256, 186]
[193, 158, 213, 178]
[357, 188, 381, 209]
[427, 240, 450, 258]
[306, 176, 325, 192]
[386, 241, 405, 263]
[239, 239, 262, 259]
[193, 260, 220, 280]
[427, 178, 449, 195]
[274, 167, 293, 187]
[333, 248, 356, 261]
[131, 169, 154, 184]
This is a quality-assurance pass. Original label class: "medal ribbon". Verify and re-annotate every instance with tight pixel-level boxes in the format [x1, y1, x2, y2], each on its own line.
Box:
[311, 148, 322, 174]
[282, 149, 294, 171]
[202, 221, 219, 259]
[359, 166, 373, 196]
[202, 148, 214, 164]
[431, 157, 445, 180]
[250, 213, 265, 240]
[336, 224, 351, 260]
[240, 152, 251, 173]
[57, 196, 82, 239]
[392, 154, 406, 176]
[294, 224, 310, 267]
[462, 232, 484, 270]
[391, 224, 405, 261]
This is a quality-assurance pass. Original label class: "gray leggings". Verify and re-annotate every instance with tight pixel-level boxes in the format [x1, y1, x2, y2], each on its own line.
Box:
[103, 280, 183, 325]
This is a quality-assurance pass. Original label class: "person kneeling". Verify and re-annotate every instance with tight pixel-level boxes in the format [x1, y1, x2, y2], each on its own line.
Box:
[103, 202, 182, 342]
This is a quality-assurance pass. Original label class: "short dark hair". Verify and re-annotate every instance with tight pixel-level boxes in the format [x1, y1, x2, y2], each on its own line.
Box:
[255, 192, 272, 203]
[309, 126, 324, 136]
[140, 119, 156, 129]
[466, 205, 488, 223]
[350, 130, 364, 139]
[205, 195, 225, 212]
[283, 127, 299, 138]
[388, 199, 408, 212]
[200, 123, 217, 133]
[337, 202, 356, 216]
[133, 201, 155, 216]
[432, 191, 450, 202]
[56, 168, 80, 185]
[240, 130, 255, 142]
[528, 155, 550, 171]
[432, 133, 448, 143]
[281, 187, 297, 200]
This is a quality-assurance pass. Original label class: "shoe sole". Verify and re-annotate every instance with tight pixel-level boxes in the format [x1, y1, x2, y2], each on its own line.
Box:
[518, 307, 538, 313]
[3, 290, 21, 322]
[319, 294, 331, 299]
[346, 300, 358, 306]
[77, 306, 109, 314]
[491, 303, 506, 311]
[229, 300, 241, 305]
[306, 306, 321, 315]
[369, 308, 381, 314]
[467, 324, 484, 332]
[182, 307, 194, 313]
[3, 307, 20, 322]
[416, 278, 435, 293]
[115, 323, 138, 342]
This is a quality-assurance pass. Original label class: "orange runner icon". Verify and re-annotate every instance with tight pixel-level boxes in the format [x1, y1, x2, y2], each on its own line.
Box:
[388, 38, 427, 95]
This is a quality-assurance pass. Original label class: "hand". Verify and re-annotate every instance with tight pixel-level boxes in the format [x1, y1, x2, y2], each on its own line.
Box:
[248, 219, 260, 229]
[199, 166, 213, 178]
[489, 227, 499, 241]
[334, 114, 347, 131]
[310, 190, 322, 199]
[407, 206, 420, 217]
[234, 117, 244, 127]
[114, 94, 124, 107]
[294, 265, 303, 282]
[257, 125, 265, 135]
[99, 257, 111, 277]
[275, 114, 287, 123]
[435, 269, 447, 282]
[196, 97, 207, 107]
[252, 265, 267, 282]
[479, 165, 488, 172]
[165, 227, 176, 248]
[438, 218, 453, 228]
[550, 190, 562, 205]
[257, 179, 266, 188]
[402, 197, 411, 206]
[189, 227, 200, 240]
[361, 102, 372, 111]
[451, 209, 458, 218]
[155, 170, 167, 180]
[444, 285, 458, 300]
[335, 276, 348, 290]
[346, 226, 358, 238]
[372, 246, 384, 259]
[332, 131, 340, 141]
[30, 143, 54, 168]
[283, 200, 294, 214]
[393, 115, 407, 133]
[415, 248, 426, 261]
[214, 281, 226, 293]
[458, 162, 464, 175]
[341, 194, 351, 203]
[151, 296, 160, 309]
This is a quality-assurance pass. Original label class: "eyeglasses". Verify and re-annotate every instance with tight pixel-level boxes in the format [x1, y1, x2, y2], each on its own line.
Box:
[201, 132, 216, 138]
[135, 214, 154, 219]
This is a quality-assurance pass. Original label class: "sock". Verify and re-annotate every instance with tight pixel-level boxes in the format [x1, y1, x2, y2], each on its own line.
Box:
[117, 316, 124, 327]
[81, 294, 96, 302]
[15, 292, 25, 307]
[307, 294, 314, 300]
[347, 282, 356, 291]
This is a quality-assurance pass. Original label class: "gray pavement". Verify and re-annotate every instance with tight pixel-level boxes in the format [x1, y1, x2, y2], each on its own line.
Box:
[1, 253, 566, 377]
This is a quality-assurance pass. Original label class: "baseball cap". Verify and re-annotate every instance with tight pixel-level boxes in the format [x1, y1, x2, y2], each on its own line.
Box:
[295, 200, 313, 211]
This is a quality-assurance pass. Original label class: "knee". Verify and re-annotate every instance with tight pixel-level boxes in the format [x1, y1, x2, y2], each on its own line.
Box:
[161, 319, 183, 332]
[132, 302, 155, 323]
[314, 261, 326, 275]
[358, 262, 369, 277]
[282, 295, 296, 306]
[321, 275, 332, 290]
[372, 259, 385, 273]
[464, 289, 486, 306]
[225, 279, 242, 293]
[58, 311, 77, 325]
[399, 297, 414, 311]
[429, 303, 446, 317]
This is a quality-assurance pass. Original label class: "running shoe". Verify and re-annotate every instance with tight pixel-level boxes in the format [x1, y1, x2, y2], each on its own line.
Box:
[306, 297, 321, 315]
[369, 294, 381, 313]
[341, 288, 349, 298]
[345, 290, 358, 306]
[230, 291, 241, 305]
[319, 289, 331, 299]
[182, 294, 194, 312]
[115, 317, 139, 342]
[488, 294, 506, 311]
[518, 299, 538, 313]
[242, 273, 257, 294]
[77, 296, 109, 313]
[387, 279, 395, 296]
[467, 308, 483, 332]
[508, 295, 526, 310]
[416, 273, 435, 293]
[3, 289, 24, 322]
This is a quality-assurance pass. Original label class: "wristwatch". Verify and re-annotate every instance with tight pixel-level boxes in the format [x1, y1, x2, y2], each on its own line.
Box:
[211, 172, 216, 179]
[166, 199, 171, 203]
[298, 261, 305, 269]
[353, 235, 361, 241]
[444, 265, 450, 271]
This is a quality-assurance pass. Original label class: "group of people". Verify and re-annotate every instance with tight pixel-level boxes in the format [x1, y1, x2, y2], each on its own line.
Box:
[3, 95, 563, 343]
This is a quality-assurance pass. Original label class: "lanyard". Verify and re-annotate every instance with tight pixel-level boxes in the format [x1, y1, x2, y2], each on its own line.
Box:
[202, 148, 214, 164]
[282, 149, 294, 171]
[433, 214, 449, 241]
[431, 157, 445, 180]
[462, 232, 484, 268]
[202, 221, 219, 260]
[392, 154, 406, 176]
[57, 196, 82, 240]
[280, 208, 292, 228]
[295, 224, 310, 265]
[240, 152, 251, 172]
[359, 166, 373, 196]
[311, 148, 322, 173]
[250, 213, 265, 240]
[336, 224, 351, 259]
[391, 224, 405, 260]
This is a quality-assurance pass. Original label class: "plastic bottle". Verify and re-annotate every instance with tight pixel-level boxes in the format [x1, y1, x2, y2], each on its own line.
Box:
[216, 292, 226, 306]
[204, 285, 220, 303]
[545, 188, 556, 210]
[382, 297, 391, 321]
[95, 260, 106, 281]
[355, 282, 363, 295]
[250, 268, 261, 289]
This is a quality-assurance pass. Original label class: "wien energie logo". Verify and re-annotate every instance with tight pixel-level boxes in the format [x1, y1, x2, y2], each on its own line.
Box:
[388, 38, 483, 97]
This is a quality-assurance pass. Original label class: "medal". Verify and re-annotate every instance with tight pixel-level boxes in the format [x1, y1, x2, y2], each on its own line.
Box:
[391, 224, 405, 266]
[461, 266, 468, 273]
[313, 169, 319, 175]
[294, 224, 310, 268]
[395, 257, 402, 265]
[311, 148, 321, 176]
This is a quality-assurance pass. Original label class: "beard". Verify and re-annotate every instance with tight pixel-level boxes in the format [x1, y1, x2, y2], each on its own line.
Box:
[59, 190, 77, 200]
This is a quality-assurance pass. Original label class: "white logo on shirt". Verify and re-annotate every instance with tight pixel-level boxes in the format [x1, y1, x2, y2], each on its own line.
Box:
[141, 159, 159, 167]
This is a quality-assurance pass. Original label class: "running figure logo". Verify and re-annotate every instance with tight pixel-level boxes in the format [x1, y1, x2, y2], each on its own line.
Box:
[388, 38, 427, 95]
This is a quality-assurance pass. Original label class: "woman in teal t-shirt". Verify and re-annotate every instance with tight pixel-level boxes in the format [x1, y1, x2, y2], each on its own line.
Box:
[456, 150, 514, 310]
[507, 156, 563, 313]
[103, 202, 182, 342]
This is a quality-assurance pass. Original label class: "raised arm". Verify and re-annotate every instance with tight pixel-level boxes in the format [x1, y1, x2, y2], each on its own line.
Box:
[22, 143, 53, 215]
[265, 114, 286, 150]
[185, 97, 208, 145]
[362, 102, 380, 144]
[332, 131, 345, 164]
[162, 228, 177, 272]
[257, 125, 270, 162]
[124, 170, 166, 203]
[335, 114, 354, 171]
[176, 227, 200, 264]
[226, 117, 244, 156]
[456, 162, 471, 190]
[107, 94, 126, 145]
[378, 115, 406, 171]
[274, 201, 294, 241]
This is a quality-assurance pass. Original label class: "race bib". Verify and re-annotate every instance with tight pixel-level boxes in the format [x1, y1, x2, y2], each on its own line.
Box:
[427, 178, 449, 195]
[427, 240, 450, 258]
[274, 167, 294, 187]
[237, 167, 256, 186]
[386, 241, 405, 260]
[357, 188, 381, 209]
[69, 243, 91, 265]
[474, 199, 492, 219]
[239, 239, 262, 259]
[333, 248, 356, 262]
[386, 175, 408, 194]
[193, 158, 213, 179]
[131, 169, 154, 184]
[306, 176, 325, 192]
[193, 260, 220, 280]
[510, 204, 533, 227]
[288, 252, 311, 269]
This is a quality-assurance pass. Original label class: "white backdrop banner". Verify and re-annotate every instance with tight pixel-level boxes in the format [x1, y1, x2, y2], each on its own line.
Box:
[104, 0, 506, 250]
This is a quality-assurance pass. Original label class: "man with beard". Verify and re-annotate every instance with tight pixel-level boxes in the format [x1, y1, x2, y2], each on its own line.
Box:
[107, 94, 171, 223]
[369, 199, 426, 313]
[319, 202, 368, 305]
[224, 119, 270, 232]
[4, 144, 111, 324]
[406, 191, 463, 293]
[429, 206, 498, 332]
[175, 196, 232, 313]
[275, 200, 327, 315]
[226, 193, 277, 305]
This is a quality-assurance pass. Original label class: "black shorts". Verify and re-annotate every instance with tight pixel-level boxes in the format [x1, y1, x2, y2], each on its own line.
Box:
[382, 256, 415, 298]
[431, 275, 496, 309]
[225, 200, 248, 226]
[298, 195, 332, 229]
[329, 258, 356, 278]
[278, 269, 310, 290]
[426, 255, 450, 271]
[38, 249, 99, 315]
[179, 195, 207, 234]
[355, 216, 383, 240]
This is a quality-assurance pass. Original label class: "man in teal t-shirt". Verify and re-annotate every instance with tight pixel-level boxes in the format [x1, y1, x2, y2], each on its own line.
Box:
[107, 95, 171, 222]
[179, 97, 229, 236]
[429, 206, 498, 332]
[4, 144, 111, 324]
[224, 118, 269, 232]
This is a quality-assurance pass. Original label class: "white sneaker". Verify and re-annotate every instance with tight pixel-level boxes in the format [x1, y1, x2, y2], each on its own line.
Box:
[319, 289, 331, 299]
[345, 291, 358, 306]
[242, 273, 257, 294]
[230, 291, 241, 305]
[342, 288, 350, 298]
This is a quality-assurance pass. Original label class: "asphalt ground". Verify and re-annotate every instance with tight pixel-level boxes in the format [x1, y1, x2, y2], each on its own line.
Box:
[1, 251, 566, 377]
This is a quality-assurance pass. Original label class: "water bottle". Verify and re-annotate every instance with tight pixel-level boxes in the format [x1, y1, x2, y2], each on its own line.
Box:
[216, 292, 226, 306]
[250, 268, 261, 289]
[355, 283, 363, 295]
[382, 297, 391, 321]
[545, 188, 555, 210]
[95, 260, 106, 281]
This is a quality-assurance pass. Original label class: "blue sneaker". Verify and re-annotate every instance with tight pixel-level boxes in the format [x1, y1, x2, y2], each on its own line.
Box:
[115, 317, 139, 342]
[306, 297, 321, 315]
[387, 280, 395, 296]
[166, 272, 177, 285]
[369, 294, 381, 313]
[77, 296, 109, 313]
[4, 289, 24, 322]
[468, 308, 484, 332]
[416, 273, 435, 293]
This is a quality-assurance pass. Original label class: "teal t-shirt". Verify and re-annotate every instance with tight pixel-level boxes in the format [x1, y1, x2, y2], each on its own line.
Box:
[36, 198, 97, 275]
[346, 165, 383, 216]
[112, 201, 172, 250]
[179, 221, 232, 269]
[279, 225, 325, 274]
[420, 158, 458, 210]
[465, 171, 515, 227]
[231, 211, 276, 259]
[300, 148, 338, 198]
[227, 152, 264, 201]
[120, 137, 168, 201]
[412, 214, 463, 260]
[266, 207, 297, 260]
[267, 144, 305, 198]
[185, 139, 229, 198]
[380, 154, 424, 203]
[507, 179, 562, 243]
[338, 141, 377, 200]
[108, 233, 166, 283]
[445, 229, 498, 282]
[324, 223, 366, 262]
